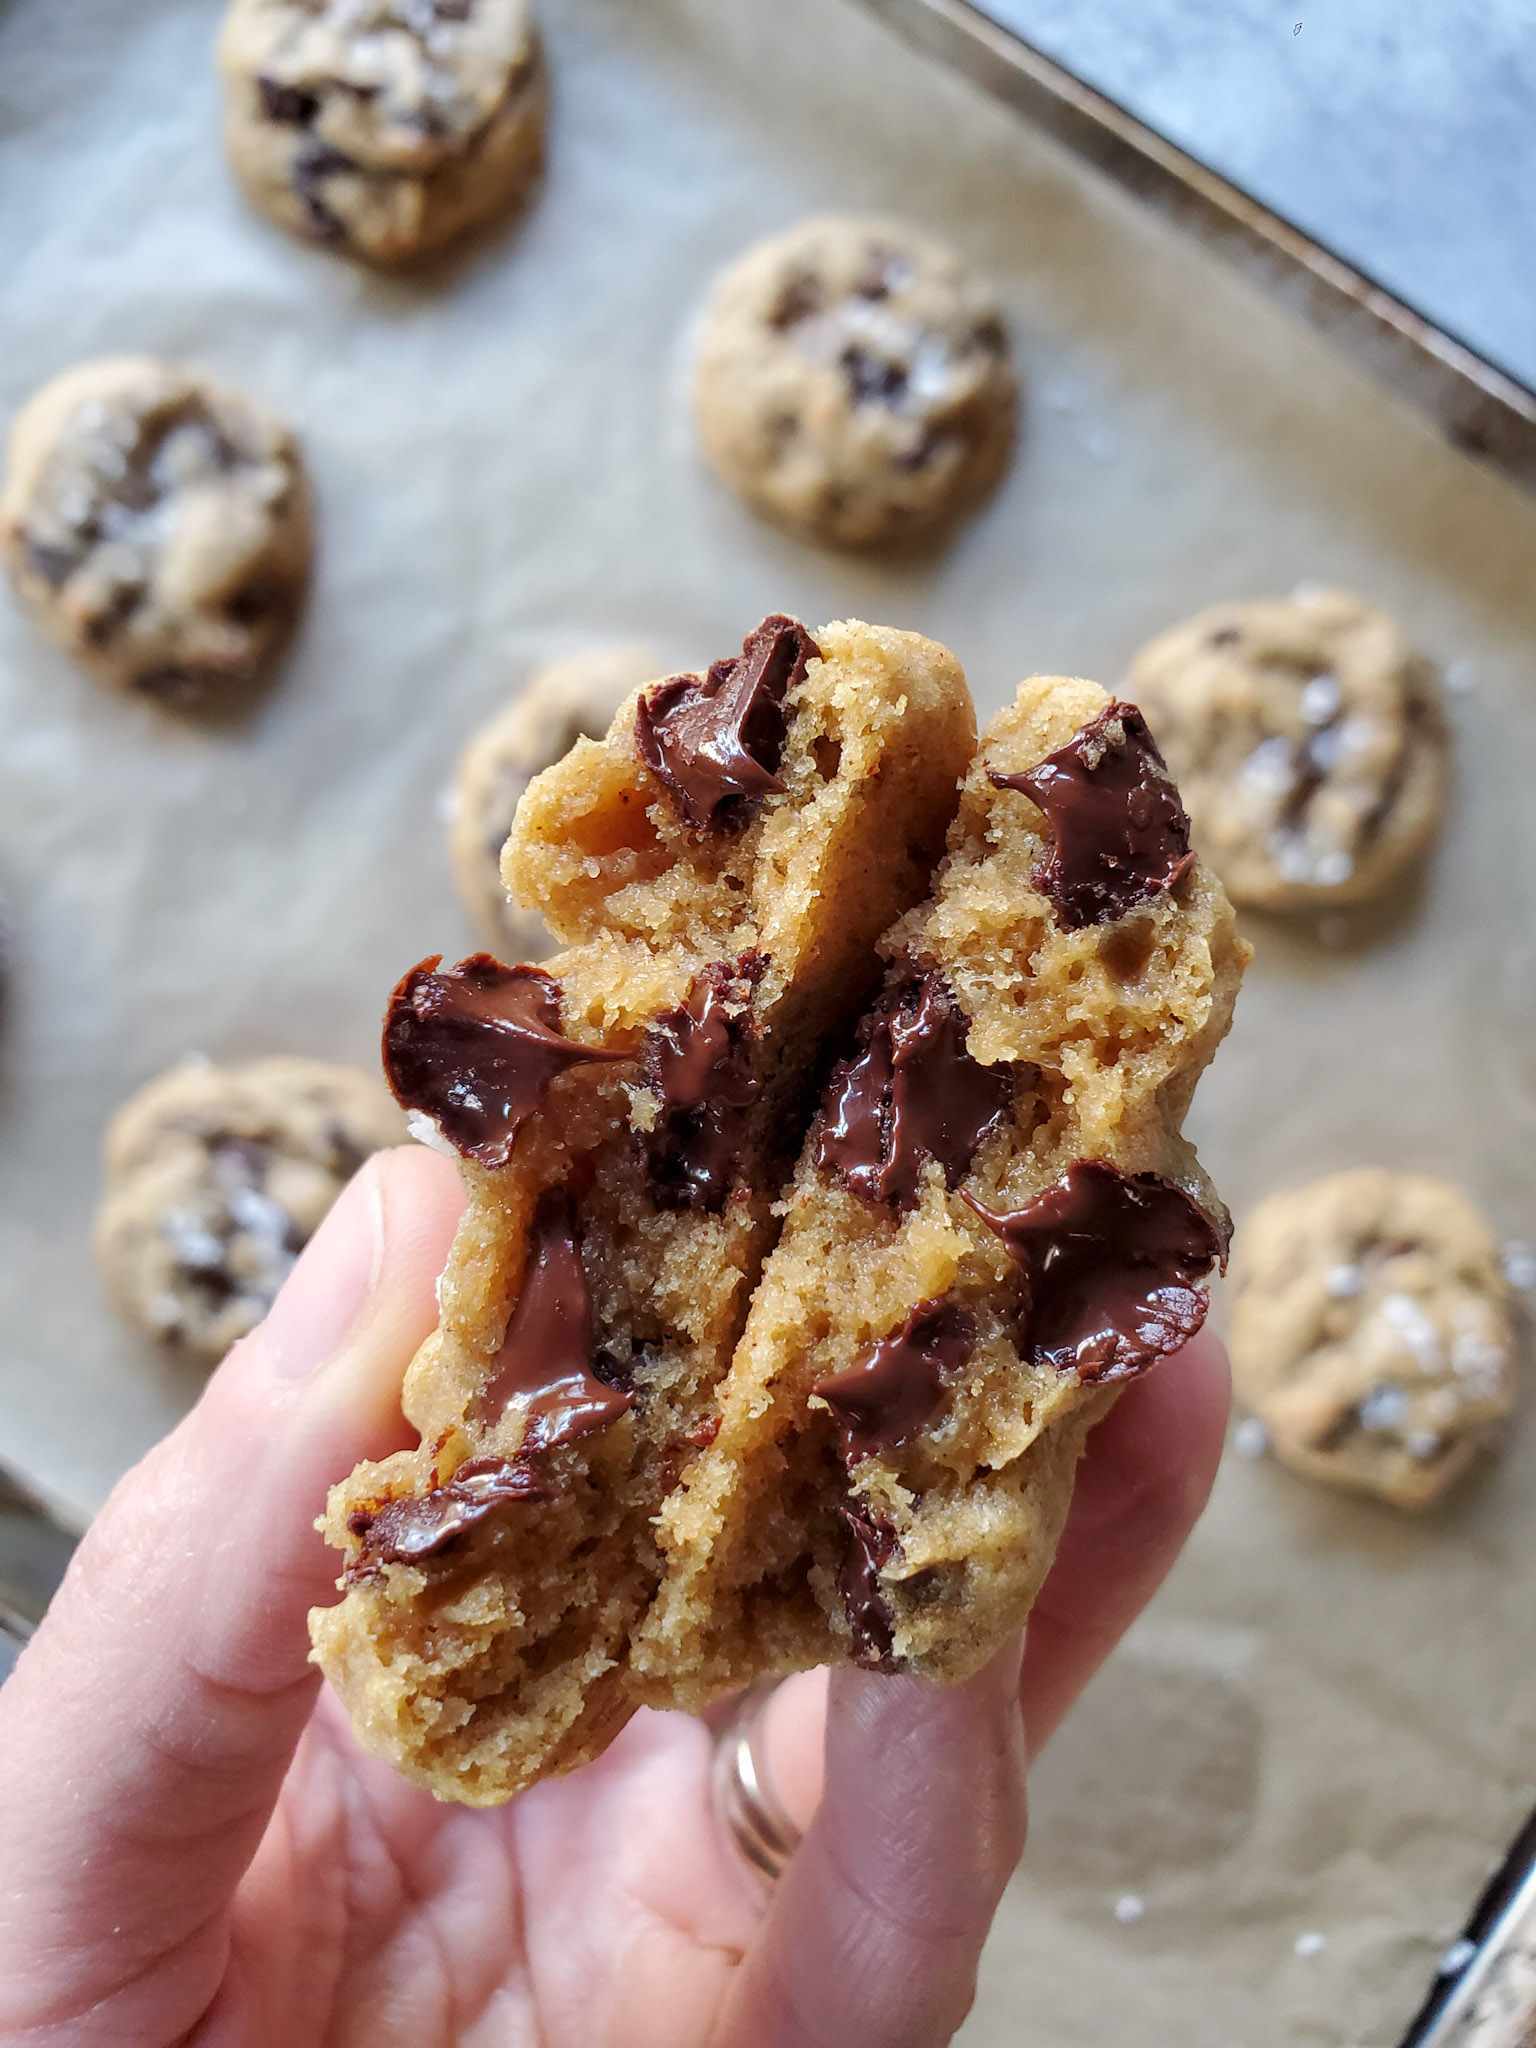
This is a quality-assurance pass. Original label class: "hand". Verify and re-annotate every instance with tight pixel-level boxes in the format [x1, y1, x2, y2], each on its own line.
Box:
[0, 1147, 1228, 2048]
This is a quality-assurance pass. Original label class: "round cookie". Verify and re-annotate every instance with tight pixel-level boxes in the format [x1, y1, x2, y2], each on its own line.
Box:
[219, 0, 545, 267]
[693, 215, 1016, 549]
[1, 358, 310, 706]
[96, 1058, 403, 1362]
[1230, 1169, 1517, 1509]
[1127, 589, 1447, 912]
[451, 647, 655, 956]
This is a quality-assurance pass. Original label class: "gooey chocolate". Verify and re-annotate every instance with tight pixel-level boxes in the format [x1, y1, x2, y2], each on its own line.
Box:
[474, 1188, 634, 1452]
[816, 972, 1012, 1209]
[642, 953, 765, 1210]
[635, 614, 820, 830]
[965, 1160, 1225, 1381]
[991, 701, 1194, 929]
[345, 1457, 545, 1575]
[814, 1297, 976, 1460]
[837, 1502, 898, 1668]
[383, 953, 626, 1169]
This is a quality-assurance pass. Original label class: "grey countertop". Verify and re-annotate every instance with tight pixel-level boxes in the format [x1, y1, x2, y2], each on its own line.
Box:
[980, 0, 1536, 389]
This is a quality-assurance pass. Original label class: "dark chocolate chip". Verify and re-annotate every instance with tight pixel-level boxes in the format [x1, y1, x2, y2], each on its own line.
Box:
[990, 701, 1195, 929]
[642, 953, 765, 1211]
[814, 1297, 976, 1460]
[294, 145, 356, 245]
[346, 1456, 545, 1574]
[816, 972, 1013, 1210]
[24, 537, 77, 587]
[434, 0, 474, 18]
[768, 272, 822, 329]
[635, 614, 820, 831]
[964, 1160, 1225, 1382]
[838, 1503, 898, 1667]
[258, 76, 320, 126]
[970, 315, 1008, 354]
[382, 953, 628, 1169]
[473, 1188, 633, 1452]
[839, 345, 909, 407]
[1209, 625, 1243, 648]
[84, 584, 143, 647]
[134, 663, 219, 705]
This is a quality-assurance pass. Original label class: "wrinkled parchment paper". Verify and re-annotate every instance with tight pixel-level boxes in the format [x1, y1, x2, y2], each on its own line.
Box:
[1, 2, 1533, 2040]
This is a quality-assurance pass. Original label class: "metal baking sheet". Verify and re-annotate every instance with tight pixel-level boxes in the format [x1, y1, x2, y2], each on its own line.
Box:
[1, 2, 1533, 2041]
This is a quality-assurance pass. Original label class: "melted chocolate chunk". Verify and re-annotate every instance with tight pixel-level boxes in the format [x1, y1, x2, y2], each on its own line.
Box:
[840, 345, 909, 406]
[635, 615, 820, 830]
[346, 1457, 545, 1574]
[642, 953, 765, 1210]
[990, 702, 1195, 929]
[814, 1297, 975, 1460]
[383, 953, 626, 1170]
[964, 1160, 1225, 1382]
[474, 1189, 633, 1452]
[838, 1503, 898, 1667]
[816, 972, 1012, 1209]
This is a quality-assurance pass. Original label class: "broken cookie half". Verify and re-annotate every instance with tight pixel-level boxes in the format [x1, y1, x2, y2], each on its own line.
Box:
[310, 615, 977, 1800]
[310, 642, 1248, 1803]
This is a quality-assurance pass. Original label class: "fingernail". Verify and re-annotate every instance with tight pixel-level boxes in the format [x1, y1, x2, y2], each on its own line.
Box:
[254, 1158, 389, 1380]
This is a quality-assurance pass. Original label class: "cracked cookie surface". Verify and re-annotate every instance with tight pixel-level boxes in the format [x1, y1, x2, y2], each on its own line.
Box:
[1, 358, 310, 705]
[1127, 589, 1447, 911]
[1230, 1168, 1517, 1508]
[219, 0, 545, 265]
[96, 1057, 401, 1362]
[694, 215, 1016, 549]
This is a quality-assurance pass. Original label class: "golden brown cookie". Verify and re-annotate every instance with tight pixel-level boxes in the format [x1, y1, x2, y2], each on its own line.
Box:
[694, 216, 1016, 549]
[450, 648, 656, 956]
[635, 686, 1247, 1701]
[1, 358, 310, 706]
[1230, 1169, 1517, 1509]
[310, 615, 977, 1800]
[1127, 590, 1447, 911]
[219, 0, 545, 266]
[96, 1058, 401, 1362]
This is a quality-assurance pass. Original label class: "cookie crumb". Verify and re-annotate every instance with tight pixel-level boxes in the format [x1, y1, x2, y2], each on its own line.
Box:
[1113, 1894, 1146, 1925]
[1232, 1415, 1270, 1460]
[1294, 1931, 1327, 1958]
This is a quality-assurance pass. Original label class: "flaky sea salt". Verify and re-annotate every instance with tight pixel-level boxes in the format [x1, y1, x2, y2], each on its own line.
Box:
[406, 1109, 459, 1159]
[1378, 1291, 1443, 1368]
[1325, 1263, 1364, 1299]
[1443, 660, 1476, 695]
[1502, 1241, 1536, 1292]
[1294, 1931, 1327, 1959]
[1113, 1894, 1145, 1925]
[1438, 1937, 1477, 1975]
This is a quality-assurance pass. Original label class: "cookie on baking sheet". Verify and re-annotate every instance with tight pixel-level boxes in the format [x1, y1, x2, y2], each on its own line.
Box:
[635, 685, 1247, 1700]
[219, 0, 545, 266]
[96, 1058, 402, 1362]
[451, 648, 656, 956]
[1230, 1169, 1517, 1509]
[1126, 589, 1447, 912]
[694, 215, 1017, 549]
[1, 358, 310, 707]
[310, 615, 978, 1802]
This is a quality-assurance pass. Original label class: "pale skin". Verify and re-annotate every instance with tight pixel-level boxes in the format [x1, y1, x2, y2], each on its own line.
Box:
[0, 1147, 1229, 2048]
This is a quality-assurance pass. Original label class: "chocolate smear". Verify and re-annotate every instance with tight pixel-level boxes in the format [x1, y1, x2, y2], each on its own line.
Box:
[383, 953, 627, 1169]
[635, 614, 820, 830]
[815, 1297, 975, 1460]
[964, 1160, 1225, 1382]
[473, 1189, 633, 1452]
[642, 952, 765, 1210]
[838, 1503, 898, 1667]
[816, 972, 1012, 1209]
[991, 701, 1194, 928]
[346, 1456, 545, 1575]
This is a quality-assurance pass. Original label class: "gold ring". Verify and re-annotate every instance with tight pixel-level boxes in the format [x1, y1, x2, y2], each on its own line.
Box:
[711, 1682, 803, 1883]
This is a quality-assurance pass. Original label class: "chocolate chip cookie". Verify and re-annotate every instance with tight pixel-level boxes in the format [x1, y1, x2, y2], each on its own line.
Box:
[451, 648, 656, 956]
[311, 614, 979, 1800]
[1230, 1169, 1518, 1509]
[1127, 589, 1447, 911]
[637, 686, 1247, 1699]
[1, 358, 310, 706]
[693, 216, 1017, 549]
[219, 0, 545, 266]
[96, 1058, 402, 1362]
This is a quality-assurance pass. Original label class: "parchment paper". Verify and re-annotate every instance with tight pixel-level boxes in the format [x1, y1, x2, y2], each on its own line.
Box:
[2, 2, 1533, 2042]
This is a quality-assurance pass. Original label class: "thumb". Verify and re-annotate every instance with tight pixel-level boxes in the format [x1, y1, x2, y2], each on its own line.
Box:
[0, 1144, 462, 2037]
[715, 1637, 1028, 2048]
